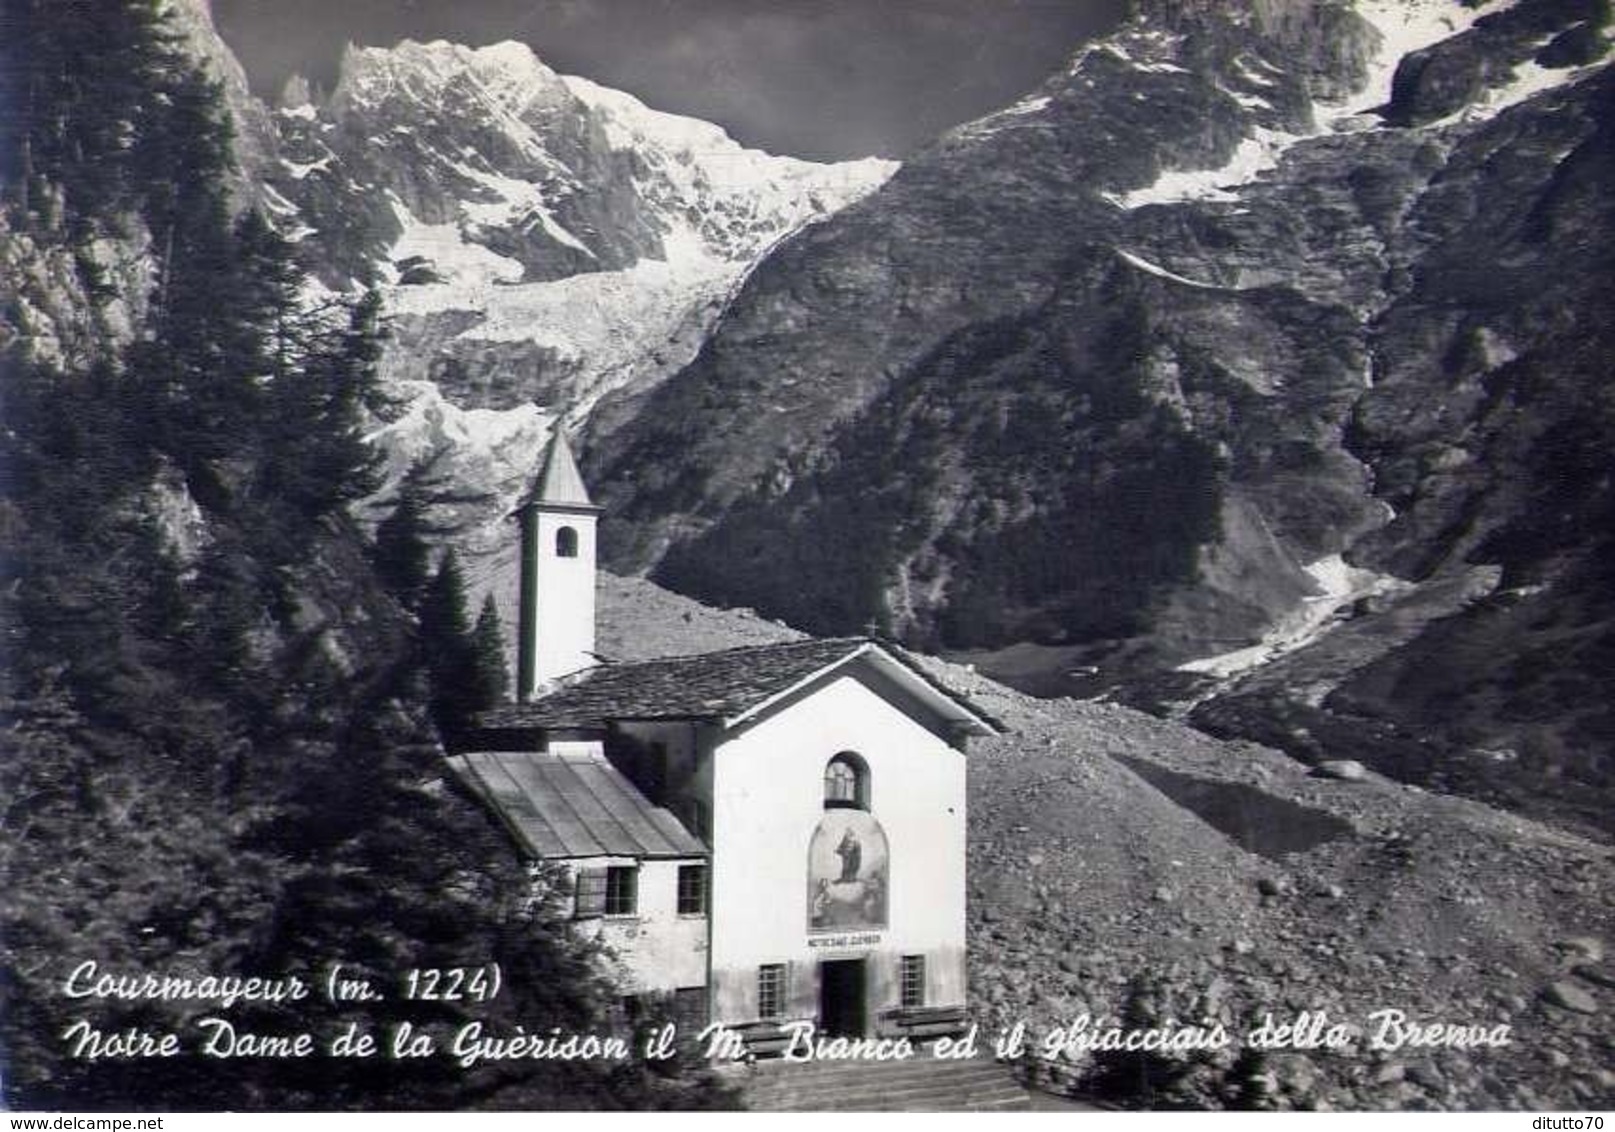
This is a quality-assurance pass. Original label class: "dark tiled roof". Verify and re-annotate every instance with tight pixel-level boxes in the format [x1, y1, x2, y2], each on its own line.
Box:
[447, 749, 706, 860]
[476, 636, 1002, 734]
[479, 637, 874, 730]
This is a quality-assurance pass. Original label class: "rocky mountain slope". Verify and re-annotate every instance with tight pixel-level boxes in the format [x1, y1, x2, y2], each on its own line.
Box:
[149, 0, 1615, 832]
[98, 3, 891, 589]
[6, 2, 1609, 1110]
[580, 0, 1615, 834]
[153, 0, 1615, 833]
[592, 570, 1613, 1110]
[241, 30, 893, 571]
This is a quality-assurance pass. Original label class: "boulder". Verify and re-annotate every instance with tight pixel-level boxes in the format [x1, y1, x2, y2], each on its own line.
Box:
[1572, 964, 1615, 990]
[1556, 936, 1604, 964]
[1543, 981, 1599, 1015]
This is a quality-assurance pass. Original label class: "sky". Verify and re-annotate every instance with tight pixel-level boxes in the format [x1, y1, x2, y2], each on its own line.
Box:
[210, 0, 1128, 161]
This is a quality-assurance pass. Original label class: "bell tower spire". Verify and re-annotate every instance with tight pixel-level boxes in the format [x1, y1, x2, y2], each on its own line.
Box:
[515, 426, 601, 700]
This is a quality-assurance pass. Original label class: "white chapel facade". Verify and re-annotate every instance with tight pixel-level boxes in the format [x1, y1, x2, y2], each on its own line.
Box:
[448, 430, 997, 1049]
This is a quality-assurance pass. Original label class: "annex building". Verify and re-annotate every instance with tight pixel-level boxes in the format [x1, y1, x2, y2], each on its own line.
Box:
[447, 432, 998, 1050]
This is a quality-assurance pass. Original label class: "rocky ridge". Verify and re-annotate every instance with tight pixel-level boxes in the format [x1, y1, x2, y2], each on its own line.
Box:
[578, 0, 1615, 834]
[118, 4, 892, 591]
[140, 0, 1615, 835]
[149, 2, 1615, 836]
[8, 1, 1609, 1104]
[246, 33, 895, 576]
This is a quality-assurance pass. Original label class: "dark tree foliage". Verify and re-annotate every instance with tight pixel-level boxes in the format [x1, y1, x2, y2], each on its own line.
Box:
[1, 1, 722, 1111]
[1081, 976, 1207, 1109]
[260, 287, 389, 522]
[420, 551, 474, 661]
[0, 0, 182, 225]
[227, 208, 308, 385]
[471, 595, 512, 710]
[415, 554, 515, 740]
[374, 481, 433, 611]
[419, 549, 479, 739]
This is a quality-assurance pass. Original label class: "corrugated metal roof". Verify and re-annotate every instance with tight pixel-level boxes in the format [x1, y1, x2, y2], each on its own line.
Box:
[477, 636, 1002, 734]
[446, 749, 706, 861]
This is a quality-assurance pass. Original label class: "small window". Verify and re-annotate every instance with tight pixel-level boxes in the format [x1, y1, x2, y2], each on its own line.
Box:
[900, 955, 926, 1009]
[605, 865, 637, 916]
[574, 868, 607, 919]
[556, 525, 579, 557]
[677, 864, 707, 916]
[824, 752, 869, 810]
[757, 964, 786, 1020]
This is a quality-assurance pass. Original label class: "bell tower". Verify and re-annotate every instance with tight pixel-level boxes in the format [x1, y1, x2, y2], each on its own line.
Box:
[515, 428, 601, 701]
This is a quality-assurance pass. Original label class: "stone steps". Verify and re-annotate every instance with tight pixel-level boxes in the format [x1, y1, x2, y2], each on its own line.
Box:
[740, 1055, 1032, 1112]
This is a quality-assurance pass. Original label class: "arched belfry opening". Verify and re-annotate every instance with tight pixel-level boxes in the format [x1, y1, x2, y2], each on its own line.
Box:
[823, 751, 870, 811]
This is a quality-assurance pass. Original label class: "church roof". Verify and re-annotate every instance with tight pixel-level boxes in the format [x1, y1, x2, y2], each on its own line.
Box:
[446, 749, 706, 860]
[520, 428, 597, 511]
[477, 637, 1001, 735]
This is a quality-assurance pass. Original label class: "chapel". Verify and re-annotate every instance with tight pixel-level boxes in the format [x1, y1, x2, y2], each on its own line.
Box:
[447, 431, 998, 1051]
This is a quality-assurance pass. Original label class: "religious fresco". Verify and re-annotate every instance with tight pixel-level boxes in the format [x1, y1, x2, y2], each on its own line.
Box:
[807, 809, 889, 931]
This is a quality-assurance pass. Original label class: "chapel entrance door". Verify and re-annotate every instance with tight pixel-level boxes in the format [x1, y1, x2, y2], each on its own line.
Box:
[818, 959, 867, 1038]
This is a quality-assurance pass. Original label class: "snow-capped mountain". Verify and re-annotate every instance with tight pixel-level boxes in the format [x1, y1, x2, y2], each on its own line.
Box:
[111, 0, 1615, 837]
[272, 39, 894, 287]
[5, 0, 890, 658]
[585, 0, 1615, 833]
[247, 35, 894, 577]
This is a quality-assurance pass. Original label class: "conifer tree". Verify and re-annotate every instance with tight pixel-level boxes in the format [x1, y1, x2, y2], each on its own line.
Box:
[374, 481, 431, 610]
[304, 287, 389, 503]
[470, 594, 510, 709]
[2, 0, 182, 223]
[261, 286, 387, 523]
[0, 4, 721, 1111]
[419, 549, 477, 737]
[230, 208, 307, 383]
[420, 549, 470, 646]
[127, 62, 250, 488]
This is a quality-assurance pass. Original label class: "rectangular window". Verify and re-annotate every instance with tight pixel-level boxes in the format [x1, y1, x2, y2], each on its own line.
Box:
[574, 868, 607, 919]
[677, 864, 707, 915]
[605, 866, 638, 916]
[899, 955, 926, 1009]
[757, 964, 786, 1020]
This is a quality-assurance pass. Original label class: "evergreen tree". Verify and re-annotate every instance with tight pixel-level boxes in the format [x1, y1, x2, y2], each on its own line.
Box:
[1, 2, 728, 1111]
[419, 549, 478, 737]
[419, 549, 472, 647]
[229, 208, 308, 384]
[261, 287, 391, 523]
[1, 0, 183, 224]
[470, 594, 511, 709]
[373, 481, 431, 610]
[1085, 975, 1205, 1108]
[126, 61, 251, 491]
[300, 287, 390, 505]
